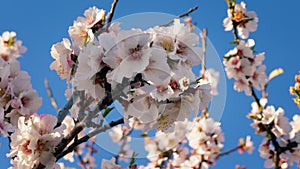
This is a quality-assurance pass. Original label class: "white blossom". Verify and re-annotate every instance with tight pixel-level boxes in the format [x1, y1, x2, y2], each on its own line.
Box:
[0, 31, 26, 62]
[7, 114, 65, 168]
[50, 38, 74, 80]
[73, 41, 106, 99]
[223, 1, 258, 39]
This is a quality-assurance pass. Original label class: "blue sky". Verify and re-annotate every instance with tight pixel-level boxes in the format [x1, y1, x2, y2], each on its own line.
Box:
[0, 0, 299, 168]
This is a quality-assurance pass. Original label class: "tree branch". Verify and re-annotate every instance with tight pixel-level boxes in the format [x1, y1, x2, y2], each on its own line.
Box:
[54, 122, 85, 157]
[105, 0, 119, 32]
[55, 118, 124, 160]
[251, 86, 262, 112]
[115, 124, 134, 164]
[55, 91, 78, 128]
[44, 78, 59, 112]
[75, 149, 87, 169]
[217, 144, 243, 158]
[161, 5, 198, 27]
[200, 28, 207, 77]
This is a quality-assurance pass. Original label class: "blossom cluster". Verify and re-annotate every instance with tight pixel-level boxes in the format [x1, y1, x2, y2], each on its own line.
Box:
[223, 1, 258, 39]
[0, 31, 42, 135]
[61, 116, 97, 169]
[224, 1, 300, 168]
[223, 39, 267, 95]
[290, 73, 300, 108]
[223, 1, 267, 96]
[50, 6, 214, 133]
[109, 125, 133, 162]
[248, 99, 300, 168]
[50, 6, 106, 81]
[7, 114, 65, 168]
[46, 5, 223, 169]
[3, 0, 296, 168]
[139, 117, 224, 169]
[0, 31, 82, 168]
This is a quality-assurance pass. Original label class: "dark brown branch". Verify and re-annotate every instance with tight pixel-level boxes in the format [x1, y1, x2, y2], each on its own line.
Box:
[55, 118, 124, 160]
[232, 20, 240, 42]
[35, 163, 45, 169]
[161, 5, 198, 27]
[251, 86, 262, 112]
[54, 122, 85, 157]
[264, 125, 282, 169]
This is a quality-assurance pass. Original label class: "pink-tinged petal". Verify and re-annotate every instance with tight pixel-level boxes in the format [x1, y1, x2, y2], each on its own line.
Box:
[40, 114, 57, 132]
[223, 18, 233, 31]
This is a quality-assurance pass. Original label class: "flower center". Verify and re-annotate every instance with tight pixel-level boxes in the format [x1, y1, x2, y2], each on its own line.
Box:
[295, 75, 300, 83]
[37, 140, 47, 151]
[176, 43, 187, 55]
[233, 10, 245, 22]
[129, 44, 143, 60]
[58, 64, 65, 76]
[236, 49, 243, 56]
[159, 37, 174, 53]
[3, 37, 15, 46]
[21, 96, 30, 106]
[157, 114, 171, 130]
[144, 96, 155, 108]
[1, 55, 8, 61]
[86, 14, 94, 26]
[21, 140, 32, 154]
[80, 30, 87, 37]
[169, 79, 179, 91]
[156, 85, 168, 93]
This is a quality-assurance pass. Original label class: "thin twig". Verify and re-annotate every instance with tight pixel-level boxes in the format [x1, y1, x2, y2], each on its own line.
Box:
[115, 124, 134, 164]
[264, 125, 281, 169]
[44, 79, 59, 112]
[55, 91, 78, 128]
[105, 0, 119, 32]
[161, 5, 198, 27]
[89, 137, 97, 156]
[84, 93, 113, 127]
[75, 149, 87, 169]
[250, 86, 261, 111]
[217, 145, 243, 158]
[200, 28, 207, 77]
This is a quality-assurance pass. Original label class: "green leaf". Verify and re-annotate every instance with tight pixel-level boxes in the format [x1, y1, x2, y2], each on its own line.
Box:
[230, 40, 239, 45]
[103, 107, 114, 117]
[7, 36, 16, 46]
[140, 132, 148, 137]
[129, 152, 138, 167]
